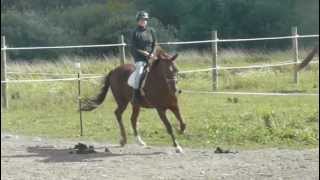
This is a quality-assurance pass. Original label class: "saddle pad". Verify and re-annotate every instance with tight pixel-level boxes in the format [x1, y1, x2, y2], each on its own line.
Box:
[127, 71, 137, 88]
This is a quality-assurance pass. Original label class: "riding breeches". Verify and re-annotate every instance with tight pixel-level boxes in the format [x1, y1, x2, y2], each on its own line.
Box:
[133, 61, 147, 89]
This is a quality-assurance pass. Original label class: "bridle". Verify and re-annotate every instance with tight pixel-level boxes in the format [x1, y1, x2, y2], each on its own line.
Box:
[165, 66, 179, 94]
[166, 77, 178, 83]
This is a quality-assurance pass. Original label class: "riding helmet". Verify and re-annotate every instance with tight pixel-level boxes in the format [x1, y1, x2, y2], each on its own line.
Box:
[136, 11, 149, 21]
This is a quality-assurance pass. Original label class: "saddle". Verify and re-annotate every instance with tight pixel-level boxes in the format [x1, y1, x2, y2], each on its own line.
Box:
[128, 65, 149, 96]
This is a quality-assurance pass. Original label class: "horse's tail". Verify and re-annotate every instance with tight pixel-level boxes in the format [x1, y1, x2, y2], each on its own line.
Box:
[297, 44, 319, 71]
[80, 71, 112, 111]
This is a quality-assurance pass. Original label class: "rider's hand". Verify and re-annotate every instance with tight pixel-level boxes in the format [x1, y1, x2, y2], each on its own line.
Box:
[148, 53, 155, 59]
[148, 53, 156, 64]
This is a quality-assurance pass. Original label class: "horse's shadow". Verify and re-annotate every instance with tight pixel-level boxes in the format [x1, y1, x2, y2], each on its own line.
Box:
[2, 145, 165, 163]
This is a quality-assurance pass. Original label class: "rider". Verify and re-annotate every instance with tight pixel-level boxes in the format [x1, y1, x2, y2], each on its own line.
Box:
[130, 11, 157, 104]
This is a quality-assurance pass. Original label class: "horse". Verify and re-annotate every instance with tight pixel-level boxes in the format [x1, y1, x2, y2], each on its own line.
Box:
[297, 44, 319, 71]
[81, 47, 186, 153]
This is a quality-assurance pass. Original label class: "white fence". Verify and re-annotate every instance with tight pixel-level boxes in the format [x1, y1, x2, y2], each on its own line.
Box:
[1, 27, 320, 109]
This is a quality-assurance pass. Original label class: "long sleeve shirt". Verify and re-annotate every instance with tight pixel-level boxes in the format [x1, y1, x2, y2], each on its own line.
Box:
[131, 26, 156, 62]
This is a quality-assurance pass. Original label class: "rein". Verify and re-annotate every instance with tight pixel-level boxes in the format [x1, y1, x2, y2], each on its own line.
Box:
[166, 77, 178, 82]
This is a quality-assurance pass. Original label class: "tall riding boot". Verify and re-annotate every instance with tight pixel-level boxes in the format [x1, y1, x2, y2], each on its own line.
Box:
[132, 89, 141, 104]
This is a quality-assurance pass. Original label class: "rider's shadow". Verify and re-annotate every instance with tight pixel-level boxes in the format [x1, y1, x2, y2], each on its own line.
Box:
[2, 145, 165, 163]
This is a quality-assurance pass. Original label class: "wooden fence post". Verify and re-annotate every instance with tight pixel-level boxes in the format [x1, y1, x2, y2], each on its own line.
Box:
[1, 36, 8, 109]
[119, 35, 126, 65]
[212, 31, 218, 90]
[75, 62, 83, 136]
[292, 26, 299, 85]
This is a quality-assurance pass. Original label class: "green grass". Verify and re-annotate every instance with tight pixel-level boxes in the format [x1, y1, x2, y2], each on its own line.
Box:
[2, 49, 319, 149]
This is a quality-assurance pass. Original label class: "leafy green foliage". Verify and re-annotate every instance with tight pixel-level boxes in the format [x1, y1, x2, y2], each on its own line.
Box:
[1, 0, 319, 59]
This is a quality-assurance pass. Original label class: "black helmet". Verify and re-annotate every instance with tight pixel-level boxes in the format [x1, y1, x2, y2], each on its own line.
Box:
[136, 11, 149, 21]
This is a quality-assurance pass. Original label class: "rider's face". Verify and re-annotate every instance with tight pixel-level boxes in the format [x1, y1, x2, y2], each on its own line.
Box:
[138, 19, 148, 28]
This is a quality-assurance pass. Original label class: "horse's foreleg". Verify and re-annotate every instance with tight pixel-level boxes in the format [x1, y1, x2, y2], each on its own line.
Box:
[169, 106, 186, 134]
[115, 103, 128, 147]
[156, 108, 183, 153]
[130, 105, 147, 147]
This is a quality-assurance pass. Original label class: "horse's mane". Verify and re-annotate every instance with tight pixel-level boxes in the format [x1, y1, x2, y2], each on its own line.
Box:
[154, 46, 169, 58]
[149, 46, 168, 67]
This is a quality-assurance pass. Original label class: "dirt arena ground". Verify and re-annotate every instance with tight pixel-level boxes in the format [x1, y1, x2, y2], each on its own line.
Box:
[1, 133, 319, 180]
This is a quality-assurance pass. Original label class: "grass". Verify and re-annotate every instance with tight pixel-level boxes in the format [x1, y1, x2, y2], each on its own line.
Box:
[2, 49, 319, 150]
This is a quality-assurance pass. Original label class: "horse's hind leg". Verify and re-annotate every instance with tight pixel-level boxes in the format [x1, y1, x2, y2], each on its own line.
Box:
[169, 106, 186, 134]
[114, 102, 129, 147]
[130, 105, 147, 147]
[156, 108, 183, 153]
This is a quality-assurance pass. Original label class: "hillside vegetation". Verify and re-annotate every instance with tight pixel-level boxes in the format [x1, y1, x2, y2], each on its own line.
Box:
[1, 0, 318, 59]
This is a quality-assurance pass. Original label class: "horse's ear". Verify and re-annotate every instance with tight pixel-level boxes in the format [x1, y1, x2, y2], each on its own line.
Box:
[170, 54, 178, 61]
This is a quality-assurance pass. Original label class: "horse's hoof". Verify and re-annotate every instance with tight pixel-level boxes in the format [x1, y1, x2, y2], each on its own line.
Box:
[105, 147, 111, 152]
[138, 142, 147, 147]
[119, 139, 127, 147]
[175, 145, 184, 153]
[135, 136, 147, 147]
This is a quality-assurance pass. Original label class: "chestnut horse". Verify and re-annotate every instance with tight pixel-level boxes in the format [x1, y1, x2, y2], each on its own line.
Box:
[81, 47, 186, 153]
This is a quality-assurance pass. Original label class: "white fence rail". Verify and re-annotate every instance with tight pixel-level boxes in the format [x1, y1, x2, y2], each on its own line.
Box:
[1, 75, 104, 84]
[1, 43, 126, 51]
[182, 90, 318, 96]
[2, 60, 318, 83]
[159, 35, 319, 45]
[179, 60, 319, 74]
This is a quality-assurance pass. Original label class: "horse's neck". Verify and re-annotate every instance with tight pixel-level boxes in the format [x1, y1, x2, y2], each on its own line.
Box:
[146, 64, 167, 89]
[148, 65, 162, 80]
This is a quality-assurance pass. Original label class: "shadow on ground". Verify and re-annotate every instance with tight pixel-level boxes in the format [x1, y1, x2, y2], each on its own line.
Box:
[2, 145, 166, 163]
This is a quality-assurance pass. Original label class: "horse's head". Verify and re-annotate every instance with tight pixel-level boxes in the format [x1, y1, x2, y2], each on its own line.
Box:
[152, 47, 180, 96]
